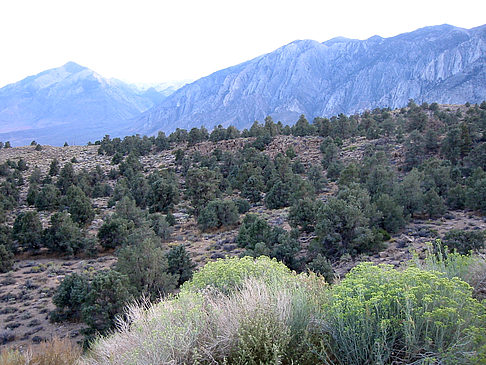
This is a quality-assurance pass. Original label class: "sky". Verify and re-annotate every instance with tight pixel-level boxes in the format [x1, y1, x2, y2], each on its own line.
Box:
[0, 0, 485, 88]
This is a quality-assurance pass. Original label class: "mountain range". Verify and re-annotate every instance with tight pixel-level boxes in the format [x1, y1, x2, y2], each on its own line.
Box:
[1, 23, 486, 146]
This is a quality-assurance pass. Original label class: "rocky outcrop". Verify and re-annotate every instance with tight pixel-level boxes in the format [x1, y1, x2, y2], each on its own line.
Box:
[128, 24, 486, 135]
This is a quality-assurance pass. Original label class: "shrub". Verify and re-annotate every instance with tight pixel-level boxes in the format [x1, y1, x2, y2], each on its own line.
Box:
[326, 160, 343, 181]
[84, 270, 328, 365]
[307, 164, 326, 192]
[64, 186, 95, 226]
[241, 175, 264, 203]
[314, 197, 383, 257]
[447, 184, 466, 209]
[44, 212, 86, 255]
[264, 179, 292, 209]
[0, 225, 14, 252]
[114, 196, 146, 225]
[288, 198, 319, 233]
[115, 238, 178, 301]
[49, 158, 60, 176]
[197, 199, 239, 231]
[97, 217, 132, 250]
[57, 162, 75, 194]
[17, 158, 28, 171]
[149, 213, 172, 241]
[35, 184, 61, 211]
[423, 188, 446, 218]
[51, 273, 90, 322]
[236, 214, 301, 269]
[443, 229, 485, 254]
[322, 263, 486, 364]
[374, 193, 407, 233]
[29, 166, 42, 184]
[0, 244, 14, 273]
[12, 211, 43, 251]
[149, 177, 179, 213]
[233, 197, 250, 214]
[306, 254, 334, 283]
[166, 244, 196, 287]
[320, 137, 338, 169]
[181, 256, 293, 295]
[185, 167, 222, 212]
[81, 270, 133, 335]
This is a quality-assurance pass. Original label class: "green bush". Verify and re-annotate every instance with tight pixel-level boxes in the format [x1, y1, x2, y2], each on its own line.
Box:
[447, 184, 466, 209]
[307, 164, 326, 192]
[181, 256, 293, 295]
[49, 158, 60, 176]
[288, 198, 319, 233]
[116, 238, 178, 301]
[12, 211, 43, 251]
[233, 198, 250, 214]
[197, 199, 239, 231]
[314, 197, 383, 257]
[29, 166, 42, 184]
[323, 263, 486, 364]
[44, 212, 86, 255]
[166, 244, 196, 287]
[149, 177, 179, 213]
[114, 196, 146, 226]
[150, 213, 173, 241]
[264, 179, 292, 209]
[81, 270, 133, 335]
[423, 188, 446, 218]
[375, 193, 407, 233]
[35, 184, 61, 211]
[51, 273, 90, 322]
[320, 137, 339, 169]
[57, 162, 75, 194]
[326, 160, 343, 181]
[306, 254, 334, 283]
[185, 167, 222, 212]
[443, 229, 485, 254]
[64, 186, 95, 226]
[84, 265, 328, 365]
[241, 175, 264, 203]
[236, 214, 301, 269]
[0, 244, 14, 273]
[97, 217, 132, 250]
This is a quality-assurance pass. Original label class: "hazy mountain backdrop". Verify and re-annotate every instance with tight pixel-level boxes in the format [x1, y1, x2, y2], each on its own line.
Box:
[0, 62, 168, 145]
[1, 24, 486, 145]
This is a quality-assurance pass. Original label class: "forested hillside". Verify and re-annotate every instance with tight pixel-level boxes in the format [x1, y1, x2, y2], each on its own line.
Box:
[0, 101, 485, 363]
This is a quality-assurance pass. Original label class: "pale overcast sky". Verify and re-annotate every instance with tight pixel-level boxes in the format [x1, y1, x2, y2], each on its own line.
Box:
[0, 0, 485, 87]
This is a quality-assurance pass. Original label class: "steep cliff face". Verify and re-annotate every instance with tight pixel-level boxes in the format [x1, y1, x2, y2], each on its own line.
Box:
[130, 24, 486, 135]
[0, 62, 163, 145]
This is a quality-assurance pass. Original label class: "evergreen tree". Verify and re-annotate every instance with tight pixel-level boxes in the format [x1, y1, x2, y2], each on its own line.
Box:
[166, 245, 195, 286]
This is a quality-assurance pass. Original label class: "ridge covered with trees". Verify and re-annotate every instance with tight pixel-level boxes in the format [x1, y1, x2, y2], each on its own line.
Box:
[0, 101, 486, 362]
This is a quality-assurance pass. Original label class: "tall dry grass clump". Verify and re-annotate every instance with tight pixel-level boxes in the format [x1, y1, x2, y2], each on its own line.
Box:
[83, 256, 329, 365]
[0, 337, 81, 365]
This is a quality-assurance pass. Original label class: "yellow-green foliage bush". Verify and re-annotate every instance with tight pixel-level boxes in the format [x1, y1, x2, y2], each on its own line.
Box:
[82, 256, 486, 365]
[323, 262, 486, 364]
[181, 255, 294, 294]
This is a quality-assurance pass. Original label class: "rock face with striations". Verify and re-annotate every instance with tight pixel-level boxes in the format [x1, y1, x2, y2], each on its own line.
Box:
[129, 24, 486, 135]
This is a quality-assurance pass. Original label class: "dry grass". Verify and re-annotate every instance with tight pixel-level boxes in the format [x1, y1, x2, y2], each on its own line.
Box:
[467, 253, 486, 300]
[0, 337, 81, 365]
[82, 276, 328, 365]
